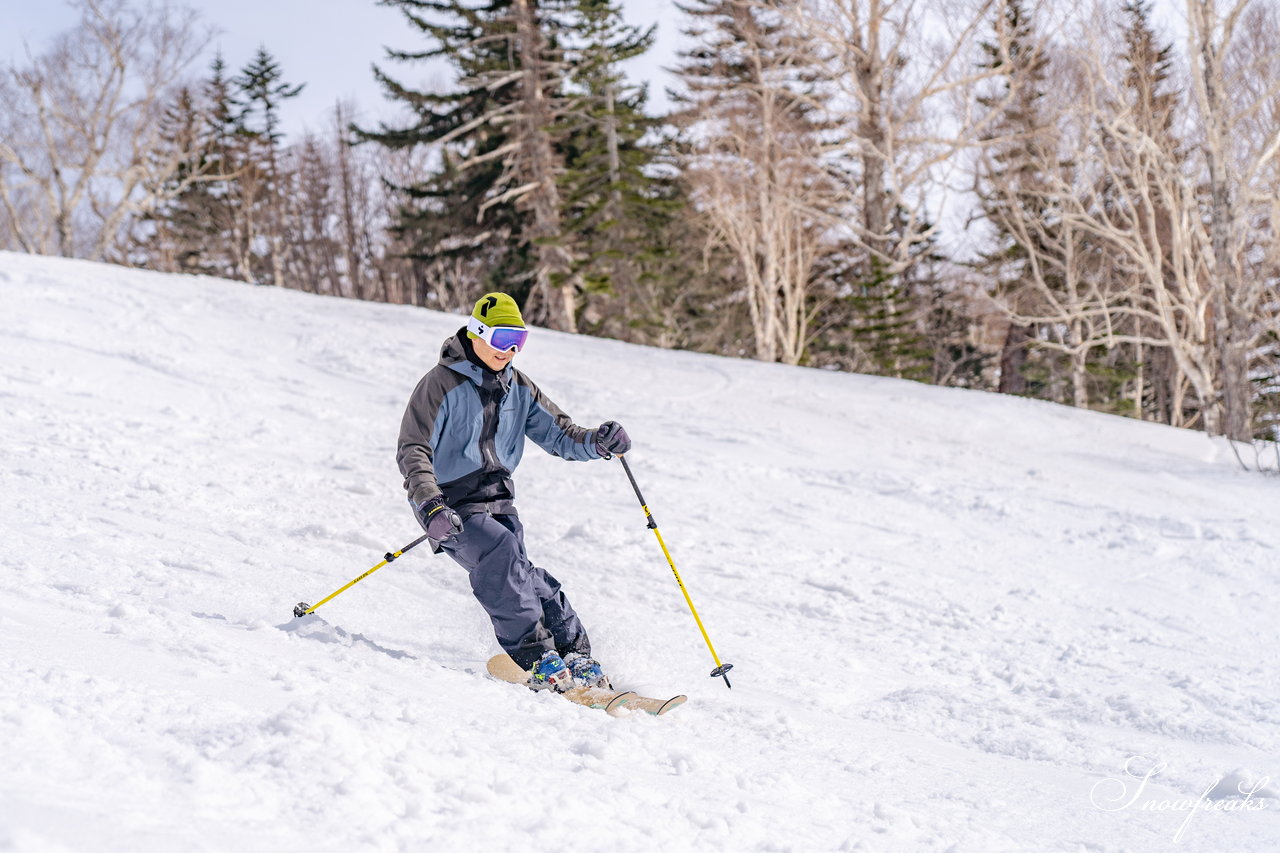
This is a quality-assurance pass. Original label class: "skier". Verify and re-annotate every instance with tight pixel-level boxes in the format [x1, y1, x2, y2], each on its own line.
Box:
[397, 293, 632, 693]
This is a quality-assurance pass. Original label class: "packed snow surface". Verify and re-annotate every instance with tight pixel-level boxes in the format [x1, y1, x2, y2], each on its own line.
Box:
[2, 252, 1278, 852]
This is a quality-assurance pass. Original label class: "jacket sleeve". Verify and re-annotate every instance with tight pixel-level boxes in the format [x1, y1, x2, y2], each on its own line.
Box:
[397, 371, 448, 505]
[519, 373, 601, 462]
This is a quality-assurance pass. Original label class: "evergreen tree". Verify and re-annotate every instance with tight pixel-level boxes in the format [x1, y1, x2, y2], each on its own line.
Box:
[361, 0, 581, 328]
[132, 51, 305, 286]
[204, 53, 255, 281]
[134, 55, 243, 279]
[557, 0, 685, 339]
[972, 0, 1063, 398]
[234, 47, 305, 147]
[133, 85, 214, 273]
[363, 0, 523, 309]
[809, 208, 942, 383]
[1253, 332, 1280, 443]
[233, 47, 304, 286]
[862, 211, 947, 384]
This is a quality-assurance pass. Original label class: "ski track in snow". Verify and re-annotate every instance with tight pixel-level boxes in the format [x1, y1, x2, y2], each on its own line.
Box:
[1, 252, 1278, 852]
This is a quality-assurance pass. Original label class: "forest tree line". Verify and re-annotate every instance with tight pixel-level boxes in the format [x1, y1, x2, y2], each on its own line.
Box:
[2, 0, 1279, 446]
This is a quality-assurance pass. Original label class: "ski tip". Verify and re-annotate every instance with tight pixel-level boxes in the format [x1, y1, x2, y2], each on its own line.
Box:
[656, 695, 688, 716]
[605, 691, 639, 716]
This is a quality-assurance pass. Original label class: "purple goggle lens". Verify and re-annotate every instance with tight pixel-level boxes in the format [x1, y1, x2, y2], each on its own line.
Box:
[486, 325, 529, 352]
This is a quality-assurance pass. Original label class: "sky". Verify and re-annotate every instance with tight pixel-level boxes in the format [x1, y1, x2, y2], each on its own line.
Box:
[0, 0, 688, 139]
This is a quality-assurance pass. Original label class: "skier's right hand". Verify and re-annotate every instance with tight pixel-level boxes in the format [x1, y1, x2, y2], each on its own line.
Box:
[593, 420, 631, 458]
[417, 496, 463, 545]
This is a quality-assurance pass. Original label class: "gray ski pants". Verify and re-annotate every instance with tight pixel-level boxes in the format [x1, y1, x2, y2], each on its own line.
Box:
[439, 511, 590, 670]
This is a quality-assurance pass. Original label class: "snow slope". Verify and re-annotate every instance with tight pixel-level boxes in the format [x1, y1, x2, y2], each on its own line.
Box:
[1, 252, 1278, 853]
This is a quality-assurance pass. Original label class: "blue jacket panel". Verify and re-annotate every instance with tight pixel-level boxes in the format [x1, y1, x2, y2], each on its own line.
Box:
[397, 331, 599, 511]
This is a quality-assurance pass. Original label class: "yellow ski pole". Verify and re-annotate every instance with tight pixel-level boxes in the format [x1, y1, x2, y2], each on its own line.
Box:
[292, 532, 431, 618]
[617, 454, 734, 689]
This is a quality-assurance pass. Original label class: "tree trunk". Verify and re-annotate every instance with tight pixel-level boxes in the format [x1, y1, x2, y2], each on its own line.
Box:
[1070, 319, 1088, 409]
[1193, 0, 1251, 440]
[601, 81, 637, 324]
[998, 322, 1032, 394]
[513, 0, 576, 332]
[335, 104, 362, 301]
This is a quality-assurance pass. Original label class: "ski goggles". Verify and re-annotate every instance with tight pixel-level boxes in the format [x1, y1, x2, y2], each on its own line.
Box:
[468, 316, 529, 352]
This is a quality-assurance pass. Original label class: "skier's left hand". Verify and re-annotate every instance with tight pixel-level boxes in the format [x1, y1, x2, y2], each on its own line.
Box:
[417, 496, 464, 545]
[594, 420, 631, 457]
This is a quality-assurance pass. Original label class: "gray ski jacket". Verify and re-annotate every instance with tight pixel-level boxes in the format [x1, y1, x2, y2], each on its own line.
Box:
[397, 330, 601, 517]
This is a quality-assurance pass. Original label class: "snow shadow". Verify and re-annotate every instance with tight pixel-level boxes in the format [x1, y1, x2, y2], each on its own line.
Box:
[275, 613, 416, 660]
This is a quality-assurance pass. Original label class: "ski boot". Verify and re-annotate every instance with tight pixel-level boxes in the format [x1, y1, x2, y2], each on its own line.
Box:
[563, 652, 612, 690]
[528, 650, 574, 693]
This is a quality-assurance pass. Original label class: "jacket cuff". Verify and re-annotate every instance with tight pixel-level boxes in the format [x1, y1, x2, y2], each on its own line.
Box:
[412, 488, 443, 508]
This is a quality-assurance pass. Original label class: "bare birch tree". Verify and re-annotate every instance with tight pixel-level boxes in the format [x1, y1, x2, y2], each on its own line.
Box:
[0, 0, 208, 261]
[794, 0, 1002, 278]
[674, 0, 845, 365]
[1188, 0, 1280, 439]
[979, 0, 1280, 438]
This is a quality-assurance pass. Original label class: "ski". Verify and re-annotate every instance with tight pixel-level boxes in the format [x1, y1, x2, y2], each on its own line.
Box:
[616, 693, 687, 716]
[485, 654, 687, 716]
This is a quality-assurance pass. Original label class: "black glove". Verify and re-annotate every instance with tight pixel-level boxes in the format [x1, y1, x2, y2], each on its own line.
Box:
[594, 420, 631, 458]
[416, 496, 463, 545]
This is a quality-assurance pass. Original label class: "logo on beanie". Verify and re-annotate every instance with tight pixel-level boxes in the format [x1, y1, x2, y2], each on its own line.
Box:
[468, 292, 525, 340]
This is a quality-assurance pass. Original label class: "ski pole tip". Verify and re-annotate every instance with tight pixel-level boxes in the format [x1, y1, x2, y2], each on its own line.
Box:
[711, 663, 734, 689]
[292, 602, 312, 618]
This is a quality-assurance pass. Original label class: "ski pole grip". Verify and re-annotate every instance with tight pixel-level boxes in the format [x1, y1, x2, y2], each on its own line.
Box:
[619, 455, 647, 506]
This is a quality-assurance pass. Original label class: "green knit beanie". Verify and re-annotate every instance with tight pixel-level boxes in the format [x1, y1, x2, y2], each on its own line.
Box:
[467, 292, 525, 339]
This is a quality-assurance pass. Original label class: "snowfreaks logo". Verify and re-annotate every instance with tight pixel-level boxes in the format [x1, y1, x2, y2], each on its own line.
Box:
[1090, 756, 1274, 843]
